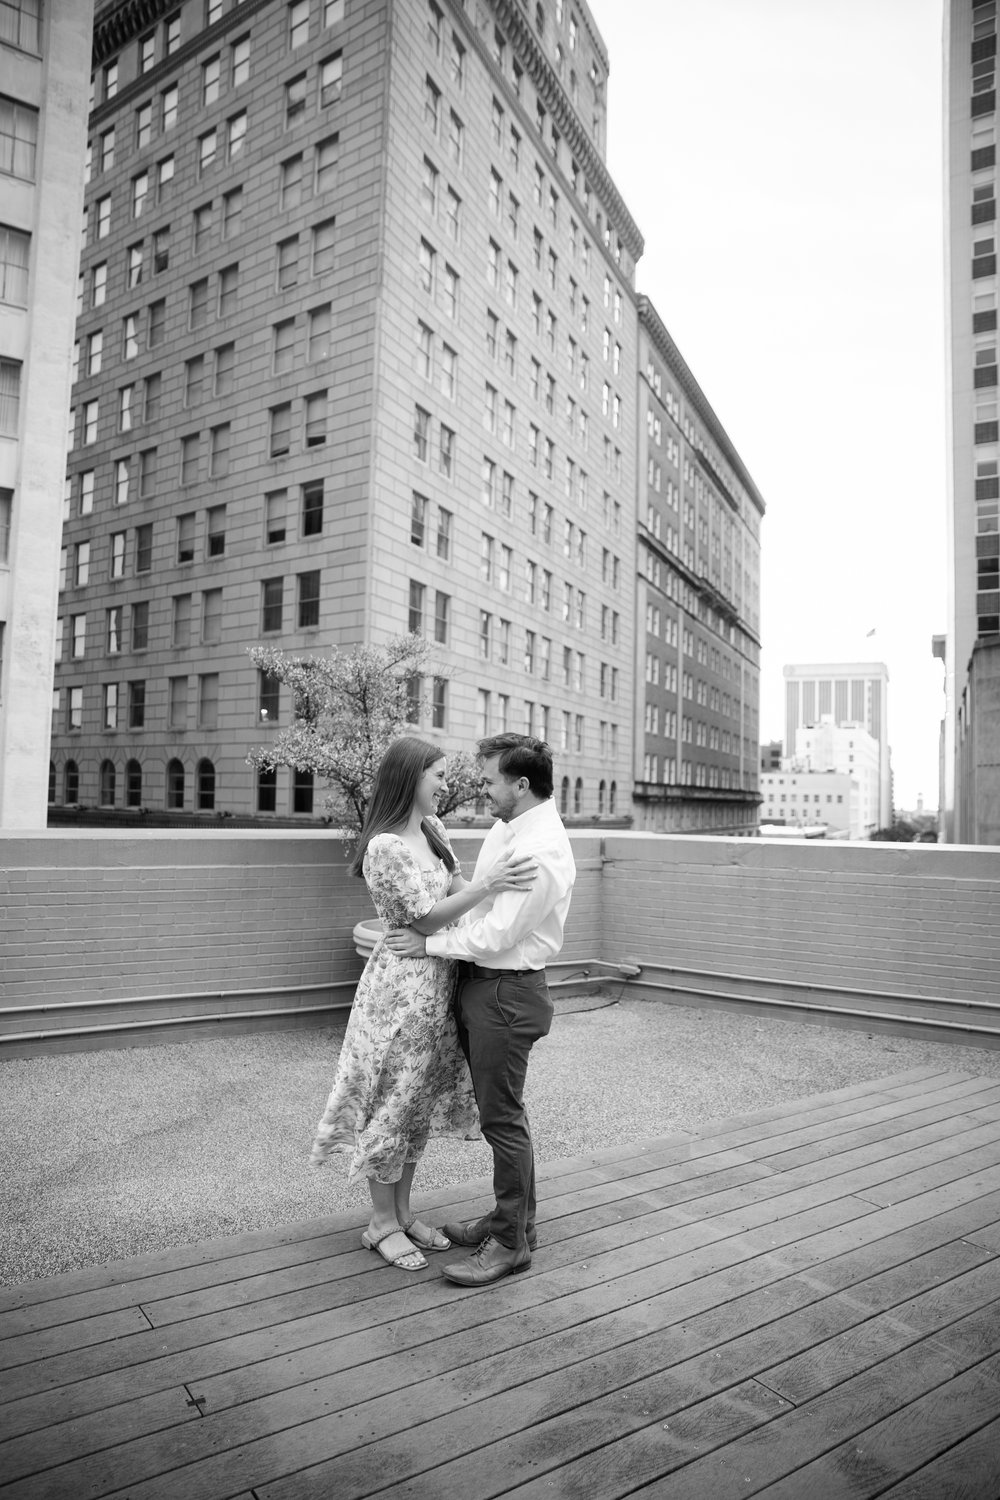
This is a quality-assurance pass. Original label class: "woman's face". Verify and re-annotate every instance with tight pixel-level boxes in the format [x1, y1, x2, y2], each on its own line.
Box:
[414, 757, 448, 819]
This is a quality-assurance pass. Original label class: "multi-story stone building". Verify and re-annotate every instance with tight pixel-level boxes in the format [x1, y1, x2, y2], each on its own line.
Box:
[52, 0, 645, 821]
[633, 297, 763, 834]
[0, 0, 93, 827]
[792, 717, 881, 839]
[759, 769, 857, 840]
[943, 0, 1000, 843]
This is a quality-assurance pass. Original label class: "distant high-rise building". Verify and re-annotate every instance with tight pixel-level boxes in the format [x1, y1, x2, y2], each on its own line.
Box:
[793, 717, 881, 838]
[53, 0, 643, 820]
[783, 662, 891, 830]
[633, 298, 764, 836]
[0, 1, 93, 827]
[943, 0, 1000, 843]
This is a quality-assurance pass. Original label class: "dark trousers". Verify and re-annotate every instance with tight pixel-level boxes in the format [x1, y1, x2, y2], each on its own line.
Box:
[454, 965, 553, 1253]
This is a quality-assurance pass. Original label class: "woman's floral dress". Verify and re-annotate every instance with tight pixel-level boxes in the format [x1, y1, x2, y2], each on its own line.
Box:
[311, 820, 480, 1183]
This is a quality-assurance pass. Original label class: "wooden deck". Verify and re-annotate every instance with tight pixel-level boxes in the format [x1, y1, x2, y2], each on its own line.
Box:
[2, 1065, 1000, 1499]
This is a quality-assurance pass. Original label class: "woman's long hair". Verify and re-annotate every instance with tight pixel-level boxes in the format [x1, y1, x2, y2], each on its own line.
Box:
[349, 736, 456, 877]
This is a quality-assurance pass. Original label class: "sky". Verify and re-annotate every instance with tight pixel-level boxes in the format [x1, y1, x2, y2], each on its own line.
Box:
[597, 0, 946, 813]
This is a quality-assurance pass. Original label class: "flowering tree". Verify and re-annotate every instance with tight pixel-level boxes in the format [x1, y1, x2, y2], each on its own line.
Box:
[247, 635, 481, 835]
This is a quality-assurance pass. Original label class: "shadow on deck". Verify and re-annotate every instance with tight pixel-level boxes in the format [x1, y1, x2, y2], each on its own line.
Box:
[1, 1065, 999, 1499]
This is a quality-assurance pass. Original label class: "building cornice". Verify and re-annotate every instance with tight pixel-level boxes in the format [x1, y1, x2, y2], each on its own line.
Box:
[632, 783, 763, 807]
[638, 293, 766, 519]
[489, 0, 643, 263]
[637, 529, 761, 649]
[93, 0, 172, 62]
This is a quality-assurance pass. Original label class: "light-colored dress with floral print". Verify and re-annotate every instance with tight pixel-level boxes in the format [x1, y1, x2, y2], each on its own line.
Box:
[311, 819, 480, 1183]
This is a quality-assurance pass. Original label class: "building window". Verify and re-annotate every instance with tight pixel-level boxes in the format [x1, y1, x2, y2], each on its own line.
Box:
[166, 758, 185, 809]
[302, 479, 324, 534]
[259, 669, 280, 723]
[232, 34, 250, 87]
[286, 72, 307, 123]
[288, 0, 309, 48]
[126, 759, 142, 807]
[313, 217, 336, 275]
[257, 766, 277, 811]
[0, 97, 38, 180]
[273, 319, 296, 377]
[0, 359, 21, 437]
[305, 391, 327, 446]
[315, 133, 339, 191]
[197, 757, 216, 808]
[270, 403, 292, 456]
[206, 505, 226, 557]
[410, 491, 427, 546]
[281, 153, 303, 208]
[308, 304, 331, 360]
[125, 679, 146, 730]
[265, 489, 287, 543]
[198, 675, 219, 733]
[293, 768, 314, 814]
[298, 570, 320, 627]
[319, 51, 342, 106]
[434, 590, 449, 644]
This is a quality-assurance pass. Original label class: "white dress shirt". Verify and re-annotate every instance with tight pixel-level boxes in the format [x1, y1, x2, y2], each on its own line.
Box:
[425, 798, 576, 969]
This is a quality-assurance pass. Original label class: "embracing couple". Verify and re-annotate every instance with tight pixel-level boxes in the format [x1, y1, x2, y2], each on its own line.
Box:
[311, 732, 576, 1289]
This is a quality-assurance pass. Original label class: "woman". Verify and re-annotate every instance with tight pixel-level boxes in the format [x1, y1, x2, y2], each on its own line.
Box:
[311, 736, 535, 1271]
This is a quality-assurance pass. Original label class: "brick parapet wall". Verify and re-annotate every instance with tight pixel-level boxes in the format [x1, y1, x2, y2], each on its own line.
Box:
[0, 830, 605, 1008]
[1, 830, 995, 1012]
[599, 834, 1000, 1000]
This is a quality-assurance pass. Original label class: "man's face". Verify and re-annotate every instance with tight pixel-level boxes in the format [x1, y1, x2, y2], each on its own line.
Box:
[480, 755, 521, 822]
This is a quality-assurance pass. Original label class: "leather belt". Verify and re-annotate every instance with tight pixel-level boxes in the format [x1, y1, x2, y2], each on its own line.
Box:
[470, 964, 538, 979]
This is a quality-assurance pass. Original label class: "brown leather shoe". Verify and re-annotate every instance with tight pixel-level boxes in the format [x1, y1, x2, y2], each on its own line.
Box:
[440, 1215, 538, 1251]
[442, 1235, 531, 1286]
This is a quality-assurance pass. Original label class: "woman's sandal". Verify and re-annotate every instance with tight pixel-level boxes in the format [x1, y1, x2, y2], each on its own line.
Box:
[401, 1215, 451, 1252]
[361, 1224, 427, 1271]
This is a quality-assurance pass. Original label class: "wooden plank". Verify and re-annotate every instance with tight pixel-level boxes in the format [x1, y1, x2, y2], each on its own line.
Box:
[0, 1192, 879, 1500]
[762, 1096, 1000, 1175]
[772, 1124, 1000, 1205]
[0, 1307, 151, 1372]
[255, 1301, 994, 1500]
[631, 1323, 1000, 1499]
[759, 1265, 1000, 1405]
[873, 1415, 1000, 1498]
[4, 1082, 990, 1347]
[7, 1186, 991, 1457]
[0, 1387, 198, 1486]
[750, 1353, 1000, 1499]
[0, 1070, 957, 1325]
[192, 1220, 989, 1436]
[965, 1218, 1000, 1254]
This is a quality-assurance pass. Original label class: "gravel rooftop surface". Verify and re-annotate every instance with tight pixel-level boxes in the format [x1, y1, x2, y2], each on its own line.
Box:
[3, 997, 1000, 1289]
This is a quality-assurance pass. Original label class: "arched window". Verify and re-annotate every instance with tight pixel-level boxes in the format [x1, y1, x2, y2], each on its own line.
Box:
[64, 760, 79, 804]
[166, 758, 185, 809]
[573, 776, 582, 814]
[197, 758, 215, 810]
[609, 779, 617, 815]
[293, 767, 314, 814]
[598, 779, 606, 815]
[559, 775, 569, 814]
[99, 760, 116, 806]
[125, 759, 142, 807]
[48, 762, 56, 804]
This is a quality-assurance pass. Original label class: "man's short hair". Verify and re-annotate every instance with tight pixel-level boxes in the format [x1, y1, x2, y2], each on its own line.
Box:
[477, 733, 554, 800]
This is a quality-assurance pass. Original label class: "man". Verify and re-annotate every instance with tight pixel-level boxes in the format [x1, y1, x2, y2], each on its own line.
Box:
[385, 733, 576, 1287]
